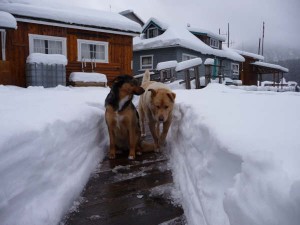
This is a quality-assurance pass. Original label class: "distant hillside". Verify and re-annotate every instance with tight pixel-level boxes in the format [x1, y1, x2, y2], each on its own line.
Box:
[272, 59, 300, 84]
[234, 43, 300, 62]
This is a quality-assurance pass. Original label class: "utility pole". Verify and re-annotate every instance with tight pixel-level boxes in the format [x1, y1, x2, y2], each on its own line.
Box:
[227, 23, 230, 48]
[258, 38, 261, 55]
[261, 22, 265, 56]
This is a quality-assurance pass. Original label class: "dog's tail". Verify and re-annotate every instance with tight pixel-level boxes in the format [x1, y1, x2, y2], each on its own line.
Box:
[140, 140, 156, 152]
[142, 69, 151, 84]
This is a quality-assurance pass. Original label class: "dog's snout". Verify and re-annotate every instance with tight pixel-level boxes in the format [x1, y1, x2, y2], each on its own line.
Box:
[159, 115, 164, 122]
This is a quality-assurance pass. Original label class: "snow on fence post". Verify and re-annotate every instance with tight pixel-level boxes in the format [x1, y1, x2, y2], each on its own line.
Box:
[156, 60, 178, 83]
[176, 58, 202, 89]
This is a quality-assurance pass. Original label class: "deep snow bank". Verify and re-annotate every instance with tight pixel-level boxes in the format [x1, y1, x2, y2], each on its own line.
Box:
[168, 84, 300, 225]
[0, 86, 109, 225]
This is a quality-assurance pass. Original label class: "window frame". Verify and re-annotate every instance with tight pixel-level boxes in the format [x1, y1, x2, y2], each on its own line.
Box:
[140, 55, 153, 70]
[210, 38, 220, 49]
[77, 39, 109, 63]
[147, 27, 159, 38]
[231, 63, 240, 75]
[28, 34, 67, 56]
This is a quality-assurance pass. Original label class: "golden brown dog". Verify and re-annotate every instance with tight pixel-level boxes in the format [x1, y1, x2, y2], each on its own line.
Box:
[105, 75, 155, 160]
[138, 70, 176, 150]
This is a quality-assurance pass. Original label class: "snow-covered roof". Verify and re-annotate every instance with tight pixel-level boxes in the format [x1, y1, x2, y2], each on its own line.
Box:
[188, 27, 226, 42]
[233, 49, 264, 61]
[119, 9, 144, 25]
[26, 53, 68, 65]
[134, 21, 245, 62]
[0, 11, 17, 29]
[176, 58, 203, 72]
[0, 3, 141, 34]
[213, 46, 245, 62]
[251, 61, 289, 73]
[142, 17, 169, 32]
[69, 72, 107, 83]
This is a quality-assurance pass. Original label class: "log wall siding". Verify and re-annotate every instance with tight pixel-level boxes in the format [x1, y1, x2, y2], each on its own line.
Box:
[1, 21, 133, 87]
[240, 56, 257, 85]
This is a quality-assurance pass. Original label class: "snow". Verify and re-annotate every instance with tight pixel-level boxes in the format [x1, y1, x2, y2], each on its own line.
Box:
[156, 60, 178, 70]
[69, 72, 107, 83]
[134, 19, 245, 62]
[142, 17, 169, 31]
[175, 57, 203, 72]
[0, 11, 17, 29]
[188, 26, 226, 42]
[251, 61, 289, 73]
[26, 53, 68, 65]
[168, 84, 300, 225]
[134, 24, 212, 54]
[233, 49, 265, 61]
[0, 85, 109, 225]
[204, 58, 214, 65]
[0, 2, 141, 34]
[1, 81, 300, 225]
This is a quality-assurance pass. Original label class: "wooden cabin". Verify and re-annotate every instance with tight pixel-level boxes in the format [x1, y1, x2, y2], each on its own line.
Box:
[0, 3, 141, 87]
[234, 50, 288, 85]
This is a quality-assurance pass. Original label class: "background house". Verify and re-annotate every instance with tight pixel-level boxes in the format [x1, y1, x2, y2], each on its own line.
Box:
[133, 17, 245, 81]
[0, 2, 141, 87]
[234, 49, 289, 85]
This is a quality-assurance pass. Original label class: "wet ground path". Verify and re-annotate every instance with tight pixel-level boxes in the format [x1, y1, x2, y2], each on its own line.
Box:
[63, 147, 185, 225]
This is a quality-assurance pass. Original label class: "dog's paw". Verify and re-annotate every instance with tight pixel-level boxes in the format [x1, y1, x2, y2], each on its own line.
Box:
[154, 148, 160, 153]
[141, 133, 146, 137]
[136, 151, 142, 156]
[128, 155, 135, 160]
[109, 153, 116, 159]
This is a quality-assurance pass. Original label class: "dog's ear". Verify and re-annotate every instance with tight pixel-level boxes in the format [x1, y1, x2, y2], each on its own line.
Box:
[148, 89, 156, 97]
[167, 92, 176, 102]
[133, 87, 145, 95]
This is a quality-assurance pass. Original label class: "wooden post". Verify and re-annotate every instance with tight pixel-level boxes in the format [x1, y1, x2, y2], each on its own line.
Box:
[171, 68, 175, 82]
[205, 65, 211, 86]
[195, 66, 200, 89]
[160, 70, 164, 82]
[258, 73, 262, 86]
[185, 69, 191, 89]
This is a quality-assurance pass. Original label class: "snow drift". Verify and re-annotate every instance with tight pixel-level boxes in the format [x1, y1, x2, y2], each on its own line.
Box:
[169, 84, 300, 225]
[0, 86, 109, 225]
[1, 83, 300, 225]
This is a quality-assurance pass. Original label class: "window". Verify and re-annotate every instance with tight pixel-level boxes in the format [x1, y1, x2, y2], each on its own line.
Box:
[0, 29, 6, 60]
[29, 34, 67, 56]
[210, 38, 220, 49]
[77, 39, 108, 63]
[182, 53, 197, 61]
[231, 63, 239, 75]
[147, 27, 158, 38]
[140, 55, 153, 70]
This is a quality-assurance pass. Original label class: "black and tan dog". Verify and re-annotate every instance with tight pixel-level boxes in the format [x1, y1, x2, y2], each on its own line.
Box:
[105, 75, 155, 160]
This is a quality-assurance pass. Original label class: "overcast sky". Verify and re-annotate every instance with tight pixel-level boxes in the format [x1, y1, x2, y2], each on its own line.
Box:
[4, 0, 300, 50]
